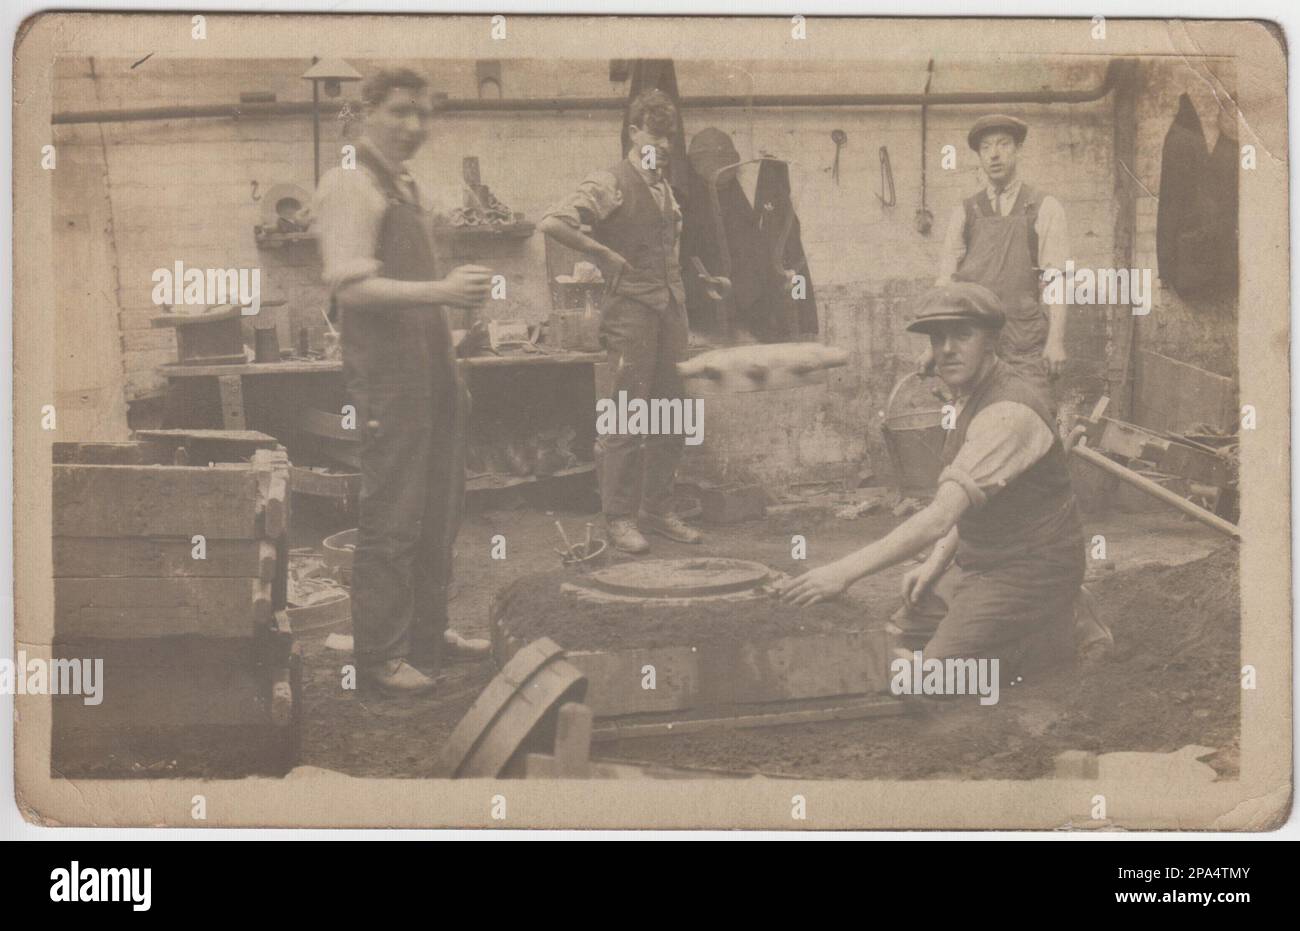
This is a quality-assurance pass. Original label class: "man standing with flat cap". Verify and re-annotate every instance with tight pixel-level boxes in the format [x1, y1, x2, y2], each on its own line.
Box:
[779, 282, 1088, 681]
[931, 114, 1072, 401]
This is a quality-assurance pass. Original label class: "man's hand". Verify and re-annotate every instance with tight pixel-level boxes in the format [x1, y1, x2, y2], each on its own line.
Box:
[439, 265, 494, 308]
[1043, 338, 1067, 378]
[900, 560, 941, 607]
[776, 562, 854, 607]
[597, 246, 632, 283]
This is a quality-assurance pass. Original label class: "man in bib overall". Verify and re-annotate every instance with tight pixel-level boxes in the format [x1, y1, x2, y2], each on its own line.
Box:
[934, 115, 1071, 403]
[315, 69, 492, 695]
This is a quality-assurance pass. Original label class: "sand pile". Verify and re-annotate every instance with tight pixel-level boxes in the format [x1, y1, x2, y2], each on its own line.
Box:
[1050, 544, 1240, 758]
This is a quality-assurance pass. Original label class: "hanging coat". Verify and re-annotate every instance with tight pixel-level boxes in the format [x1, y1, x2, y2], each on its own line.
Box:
[755, 158, 819, 339]
[1155, 92, 1243, 298]
[681, 128, 787, 337]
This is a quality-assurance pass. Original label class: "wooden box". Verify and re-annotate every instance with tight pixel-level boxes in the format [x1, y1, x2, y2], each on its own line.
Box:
[51, 436, 299, 776]
[151, 305, 245, 366]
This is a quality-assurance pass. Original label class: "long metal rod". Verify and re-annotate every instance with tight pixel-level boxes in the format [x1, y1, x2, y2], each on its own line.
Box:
[52, 60, 1122, 125]
[311, 79, 321, 189]
[919, 59, 934, 214]
[1071, 443, 1240, 540]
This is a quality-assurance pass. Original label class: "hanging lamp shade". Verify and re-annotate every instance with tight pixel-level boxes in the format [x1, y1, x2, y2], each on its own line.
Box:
[301, 58, 362, 97]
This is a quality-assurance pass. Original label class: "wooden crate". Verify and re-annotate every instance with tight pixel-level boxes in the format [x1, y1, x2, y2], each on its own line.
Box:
[51, 436, 299, 776]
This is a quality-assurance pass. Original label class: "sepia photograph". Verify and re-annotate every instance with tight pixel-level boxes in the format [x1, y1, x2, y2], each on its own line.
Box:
[9, 11, 1291, 833]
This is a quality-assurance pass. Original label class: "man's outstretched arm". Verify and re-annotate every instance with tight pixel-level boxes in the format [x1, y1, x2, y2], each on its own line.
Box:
[777, 482, 970, 606]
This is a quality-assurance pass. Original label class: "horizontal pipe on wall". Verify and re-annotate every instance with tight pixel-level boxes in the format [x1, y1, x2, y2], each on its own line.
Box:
[53, 60, 1123, 125]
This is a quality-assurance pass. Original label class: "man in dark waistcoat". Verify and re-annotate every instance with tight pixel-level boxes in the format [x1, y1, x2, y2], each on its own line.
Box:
[314, 68, 493, 695]
[779, 283, 1086, 681]
[928, 115, 1071, 403]
[539, 89, 704, 554]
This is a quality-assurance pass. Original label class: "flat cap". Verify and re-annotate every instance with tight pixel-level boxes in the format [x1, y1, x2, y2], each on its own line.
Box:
[967, 114, 1028, 151]
[906, 282, 1006, 334]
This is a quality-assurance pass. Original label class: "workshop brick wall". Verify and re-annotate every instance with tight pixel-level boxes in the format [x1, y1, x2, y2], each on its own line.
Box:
[52, 55, 1236, 483]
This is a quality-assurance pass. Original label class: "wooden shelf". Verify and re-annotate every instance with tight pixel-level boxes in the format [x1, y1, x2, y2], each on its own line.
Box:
[432, 222, 535, 242]
[465, 462, 594, 493]
[161, 350, 603, 379]
[254, 229, 317, 248]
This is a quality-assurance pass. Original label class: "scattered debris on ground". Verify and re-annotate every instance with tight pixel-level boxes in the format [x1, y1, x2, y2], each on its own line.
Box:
[291, 504, 1236, 782]
[602, 545, 1240, 780]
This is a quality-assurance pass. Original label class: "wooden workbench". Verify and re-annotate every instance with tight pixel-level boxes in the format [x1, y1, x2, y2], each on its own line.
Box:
[158, 349, 608, 502]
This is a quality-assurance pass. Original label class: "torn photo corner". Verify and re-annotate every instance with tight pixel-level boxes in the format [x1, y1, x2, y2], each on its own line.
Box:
[10, 12, 1290, 831]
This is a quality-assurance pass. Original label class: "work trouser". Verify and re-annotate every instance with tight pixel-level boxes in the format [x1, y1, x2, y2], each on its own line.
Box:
[997, 343, 1053, 405]
[891, 543, 1083, 683]
[351, 382, 467, 669]
[596, 294, 689, 518]
[995, 298, 1057, 412]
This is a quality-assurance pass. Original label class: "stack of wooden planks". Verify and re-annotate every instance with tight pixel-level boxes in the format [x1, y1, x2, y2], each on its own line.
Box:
[51, 432, 300, 776]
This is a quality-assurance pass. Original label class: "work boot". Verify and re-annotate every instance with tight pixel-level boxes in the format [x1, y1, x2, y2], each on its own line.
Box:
[362, 658, 438, 696]
[1074, 586, 1114, 664]
[606, 516, 650, 554]
[639, 510, 703, 544]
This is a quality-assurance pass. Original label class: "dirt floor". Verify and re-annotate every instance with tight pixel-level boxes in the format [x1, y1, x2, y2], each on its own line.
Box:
[291, 483, 1240, 782]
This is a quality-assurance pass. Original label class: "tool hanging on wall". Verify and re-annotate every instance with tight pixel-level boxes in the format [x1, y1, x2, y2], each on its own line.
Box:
[876, 145, 896, 207]
[916, 58, 936, 235]
[829, 129, 848, 185]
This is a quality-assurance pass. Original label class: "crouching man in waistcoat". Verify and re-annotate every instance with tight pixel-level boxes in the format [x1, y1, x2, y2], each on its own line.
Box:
[778, 283, 1093, 685]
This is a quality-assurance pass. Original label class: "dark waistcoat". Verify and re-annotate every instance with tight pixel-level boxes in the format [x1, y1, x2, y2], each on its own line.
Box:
[941, 360, 1081, 570]
[590, 158, 686, 312]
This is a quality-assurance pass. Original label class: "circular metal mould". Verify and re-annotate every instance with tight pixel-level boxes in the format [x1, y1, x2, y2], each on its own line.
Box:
[583, 558, 775, 599]
[434, 637, 587, 779]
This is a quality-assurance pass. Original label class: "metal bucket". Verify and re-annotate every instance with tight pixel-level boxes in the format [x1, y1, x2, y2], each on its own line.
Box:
[881, 372, 947, 498]
[322, 527, 357, 586]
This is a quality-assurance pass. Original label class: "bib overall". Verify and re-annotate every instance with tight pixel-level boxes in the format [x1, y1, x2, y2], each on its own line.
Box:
[345, 147, 469, 668]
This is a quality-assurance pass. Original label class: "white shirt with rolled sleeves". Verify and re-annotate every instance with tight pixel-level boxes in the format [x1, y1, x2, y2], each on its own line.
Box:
[937, 400, 1056, 509]
[542, 152, 682, 242]
[313, 138, 434, 297]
